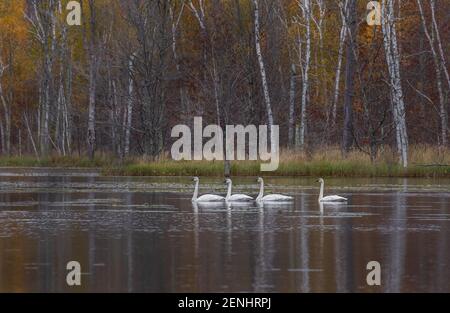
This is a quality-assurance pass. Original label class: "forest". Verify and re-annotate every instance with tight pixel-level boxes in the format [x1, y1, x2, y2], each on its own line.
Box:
[0, 0, 449, 174]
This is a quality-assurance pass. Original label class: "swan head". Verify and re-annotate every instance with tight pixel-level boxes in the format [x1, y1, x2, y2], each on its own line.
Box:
[224, 178, 232, 185]
[193, 177, 199, 183]
[257, 177, 263, 183]
[316, 178, 324, 183]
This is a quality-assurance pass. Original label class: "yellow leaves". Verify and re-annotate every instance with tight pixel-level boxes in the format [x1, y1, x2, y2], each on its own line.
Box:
[0, 18, 28, 44]
[0, 0, 28, 44]
[0, 0, 35, 101]
[361, 24, 381, 44]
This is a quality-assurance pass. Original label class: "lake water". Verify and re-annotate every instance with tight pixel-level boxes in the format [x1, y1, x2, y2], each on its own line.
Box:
[0, 169, 449, 292]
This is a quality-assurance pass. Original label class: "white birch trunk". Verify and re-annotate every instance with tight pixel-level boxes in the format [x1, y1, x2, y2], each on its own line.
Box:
[109, 74, 117, 155]
[124, 54, 135, 157]
[64, 52, 72, 154]
[253, 0, 275, 150]
[331, 0, 348, 126]
[381, 0, 408, 167]
[288, 63, 296, 146]
[0, 59, 10, 155]
[25, 0, 55, 156]
[24, 113, 40, 160]
[298, 0, 311, 149]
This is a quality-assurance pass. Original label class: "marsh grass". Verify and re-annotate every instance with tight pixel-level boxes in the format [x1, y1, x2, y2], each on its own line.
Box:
[1, 145, 449, 177]
[104, 145, 450, 177]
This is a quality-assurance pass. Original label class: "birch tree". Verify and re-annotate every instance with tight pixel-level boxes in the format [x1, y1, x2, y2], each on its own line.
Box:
[53, 0, 73, 156]
[0, 0, 448, 159]
[311, 0, 327, 111]
[381, 0, 408, 167]
[169, 2, 188, 120]
[342, 0, 356, 154]
[0, 57, 10, 155]
[252, 0, 275, 151]
[296, 0, 312, 149]
[124, 53, 135, 157]
[86, 0, 99, 160]
[288, 62, 296, 147]
[429, 0, 450, 91]
[25, 0, 58, 157]
[331, 0, 348, 128]
[276, 2, 297, 147]
[417, 0, 448, 146]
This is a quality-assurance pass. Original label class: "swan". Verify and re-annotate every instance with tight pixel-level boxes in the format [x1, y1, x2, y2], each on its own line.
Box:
[256, 177, 293, 202]
[316, 178, 347, 202]
[192, 177, 225, 202]
[225, 178, 253, 202]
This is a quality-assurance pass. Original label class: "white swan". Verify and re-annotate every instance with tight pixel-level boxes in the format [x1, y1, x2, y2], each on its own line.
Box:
[225, 178, 253, 202]
[192, 177, 225, 202]
[256, 177, 293, 202]
[317, 178, 347, 202]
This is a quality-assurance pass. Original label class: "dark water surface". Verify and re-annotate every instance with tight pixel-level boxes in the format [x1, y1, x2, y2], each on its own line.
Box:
[0, 169, 449, 292]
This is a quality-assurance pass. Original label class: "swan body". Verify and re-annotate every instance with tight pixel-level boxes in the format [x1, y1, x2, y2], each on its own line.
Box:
[320, 195, 348, 202]
[317, 178, 347, 202]
[225, 178, 253, 202]
[196, 194, 226, 202]
[256, 177, 293, 202]
[192, 177, 225, 202]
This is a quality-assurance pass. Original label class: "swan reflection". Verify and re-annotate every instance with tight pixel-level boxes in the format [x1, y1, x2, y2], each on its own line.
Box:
[192, 201, 227, 211]
[256, 200, 294, 210]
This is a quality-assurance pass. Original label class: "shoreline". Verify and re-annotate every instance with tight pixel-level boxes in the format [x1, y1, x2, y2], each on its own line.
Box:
[0, 159, 449, 178]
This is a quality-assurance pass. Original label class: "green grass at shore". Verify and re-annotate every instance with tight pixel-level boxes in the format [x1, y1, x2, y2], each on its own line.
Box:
[103, 145, 450, 177]
[0, 145, 449, 178]
[104, 160, 450, 178]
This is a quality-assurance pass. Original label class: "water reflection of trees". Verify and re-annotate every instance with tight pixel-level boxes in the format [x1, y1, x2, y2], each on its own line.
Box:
[1, 177, 450, 292]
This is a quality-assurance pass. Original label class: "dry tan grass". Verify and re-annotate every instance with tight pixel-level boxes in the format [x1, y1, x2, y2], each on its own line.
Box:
[280, 145, 450, 165]
[1, 145, 449, 177]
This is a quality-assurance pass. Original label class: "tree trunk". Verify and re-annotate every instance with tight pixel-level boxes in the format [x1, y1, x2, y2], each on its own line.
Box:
[342, 0, 356, 155]
[288, 63, 296, 147]
[253, 0, 275, 150]
[170, 3, 188, 119]
[0, 60, 11, 155]
[298, 0, 311, 150]
[124, 54, 134, 157]
[429, 0, 450, 91]
[417, 0, 447, 146]
[64, 50, 73, 155]
[41, 48, 51, 157]
[87, 0, 98, 160]
[331, 0, 348, 128]
[382, 0, 408, 167]
[87, 56, 97, 160]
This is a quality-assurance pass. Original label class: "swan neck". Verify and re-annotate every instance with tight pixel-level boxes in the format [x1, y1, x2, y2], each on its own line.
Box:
[319, 181, 324, 201]
[256, 180, 264, 201]
[192, 180, 199, 201]
[226, 181, 232, 200]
